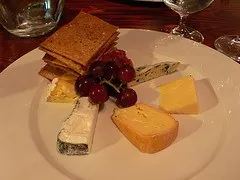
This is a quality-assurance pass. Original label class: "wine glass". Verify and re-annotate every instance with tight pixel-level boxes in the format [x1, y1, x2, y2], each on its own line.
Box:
[163, 0, 214, 43]
[214, 35, 240, 62]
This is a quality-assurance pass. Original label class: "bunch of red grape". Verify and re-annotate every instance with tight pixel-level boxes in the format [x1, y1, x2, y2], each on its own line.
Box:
[75, 49, 137, 108]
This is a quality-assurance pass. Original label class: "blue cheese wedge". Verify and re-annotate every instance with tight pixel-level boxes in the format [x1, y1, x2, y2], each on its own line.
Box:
[57, 97, 99, 155]
[128, 61, 180, 87]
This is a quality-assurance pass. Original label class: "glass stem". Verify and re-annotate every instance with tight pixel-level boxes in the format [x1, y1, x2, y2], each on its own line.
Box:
[177, 15, 189, 35]
[232, 36, 240, 45]
[179, 15, 187, 29]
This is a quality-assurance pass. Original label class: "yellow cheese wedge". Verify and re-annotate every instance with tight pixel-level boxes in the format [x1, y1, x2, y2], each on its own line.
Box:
[112, 103, 179, 154]
[157, 75, 199, 114]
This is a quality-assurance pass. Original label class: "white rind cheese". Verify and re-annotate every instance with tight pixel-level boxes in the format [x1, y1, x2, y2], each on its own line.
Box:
[57, 97, 99, 155]
[129, 61, 180, 87]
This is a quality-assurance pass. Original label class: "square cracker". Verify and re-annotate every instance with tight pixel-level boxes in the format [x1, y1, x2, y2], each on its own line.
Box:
[41, 52, 85, 75]
[40, 12, 118, 66]
[39, 64, 66, 81]
[40, 31, 118, 74]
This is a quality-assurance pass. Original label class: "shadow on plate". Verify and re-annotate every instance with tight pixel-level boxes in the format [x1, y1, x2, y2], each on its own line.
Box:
[92, 102, 123, 153]
[118, 29, 186, 67]
[174, 115, 202, 143]
[195, 78, 218, 113]
[118, 29, 163, 66]
[28, 82, 83, 180]
[0, 60, 41, 98]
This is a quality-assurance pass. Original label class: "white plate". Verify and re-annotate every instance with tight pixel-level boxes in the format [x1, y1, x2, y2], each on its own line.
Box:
[0, 29, 240, 180]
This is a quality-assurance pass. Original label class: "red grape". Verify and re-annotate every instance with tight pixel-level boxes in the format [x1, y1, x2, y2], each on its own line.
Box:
[116, 88, 137, 108]
[118, 65, 136, 83]
[75, 75, 95, 96]
[104, 61, 119, 80]
[88, 61, 104, 77]
[119, 57, 133, 67]
[99, 49, 134, 67]
[111, 49, 133, 67]
[89, 84, 109, 104]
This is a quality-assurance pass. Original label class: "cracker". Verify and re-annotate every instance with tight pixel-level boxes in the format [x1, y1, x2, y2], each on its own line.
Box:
[42, 54, 68, 68]
[40, 12, 118, 66]
[39, 64, 66, 81]
[40, 49, 86, 74]
[40, 31, 118, 72]
[42, 54, 81, 75]
[90, 32, 119, 63]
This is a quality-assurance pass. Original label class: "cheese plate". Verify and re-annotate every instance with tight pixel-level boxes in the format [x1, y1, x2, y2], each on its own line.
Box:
[0, 29, 240, 180]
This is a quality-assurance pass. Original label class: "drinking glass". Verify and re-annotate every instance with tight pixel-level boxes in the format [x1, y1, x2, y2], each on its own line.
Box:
[163, 0, 214, 43]
[214, 35, 240, 62]
[0, 0, 64, 37]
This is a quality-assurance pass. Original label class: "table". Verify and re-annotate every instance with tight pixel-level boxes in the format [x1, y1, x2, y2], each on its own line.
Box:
[0, 0, 239, 73]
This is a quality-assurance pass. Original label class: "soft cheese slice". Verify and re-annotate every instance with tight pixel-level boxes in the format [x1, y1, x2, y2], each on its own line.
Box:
[112, 103, 179, 154]
[57, 97, 99, 155]
[158, 75, 199, 114]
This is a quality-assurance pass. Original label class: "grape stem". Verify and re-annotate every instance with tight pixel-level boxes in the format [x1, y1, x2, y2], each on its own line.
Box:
[101, 79, 121, 93]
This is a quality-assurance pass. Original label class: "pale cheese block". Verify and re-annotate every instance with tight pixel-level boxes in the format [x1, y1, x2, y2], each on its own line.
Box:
[112, 103, 179, 154]
[157, 75, 199, 114]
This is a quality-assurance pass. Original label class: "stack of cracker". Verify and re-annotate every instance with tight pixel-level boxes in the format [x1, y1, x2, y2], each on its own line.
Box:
[39, 12, 119, 81]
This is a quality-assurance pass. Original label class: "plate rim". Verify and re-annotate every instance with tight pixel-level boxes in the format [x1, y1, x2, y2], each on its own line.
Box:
[0, 28, 240, 180]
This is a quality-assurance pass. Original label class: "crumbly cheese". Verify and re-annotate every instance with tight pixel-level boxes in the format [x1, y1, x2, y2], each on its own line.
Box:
[46, 78, 59, 100]
[129, 61, 180, 87]
[158, 76, 199, 114]
[46, 77, 78, 103]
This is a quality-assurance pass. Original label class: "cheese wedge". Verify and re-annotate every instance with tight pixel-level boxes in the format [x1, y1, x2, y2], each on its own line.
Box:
[158, 75, 199, 114]
[112, 103, 179, 154]
[129, 61, 180, 87]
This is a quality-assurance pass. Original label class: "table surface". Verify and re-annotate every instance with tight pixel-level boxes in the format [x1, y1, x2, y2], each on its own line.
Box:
[0, 0, 239, 73]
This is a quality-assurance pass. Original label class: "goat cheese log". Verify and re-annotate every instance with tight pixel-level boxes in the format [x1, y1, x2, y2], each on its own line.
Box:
[57, 97, 99, 155]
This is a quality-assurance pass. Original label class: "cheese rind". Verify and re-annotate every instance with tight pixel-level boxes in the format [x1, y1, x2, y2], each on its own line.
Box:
[112, 103, 179, 154]
[57, 97, 99, 155]
[158, 75, 199, 114]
